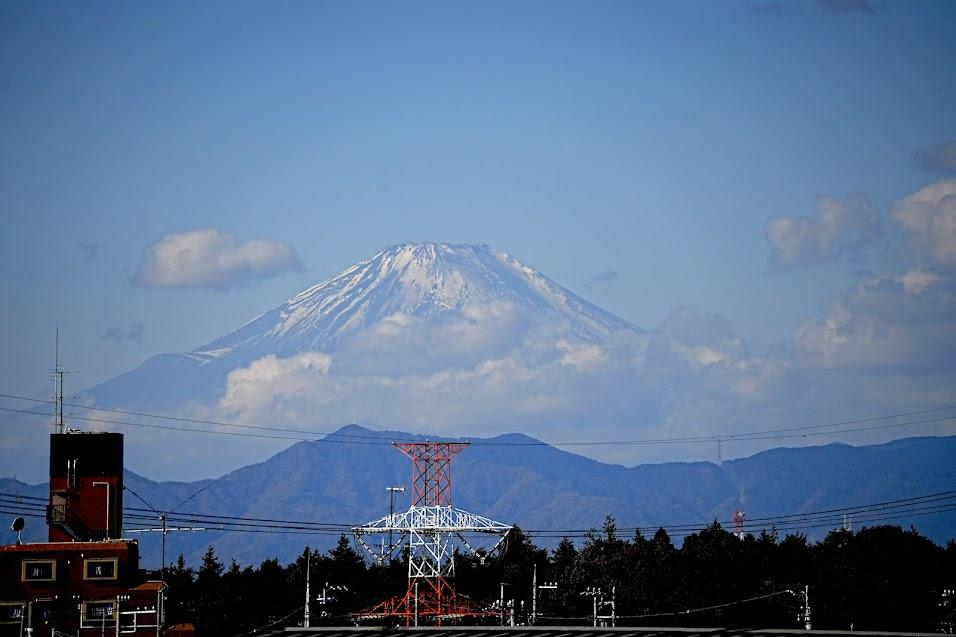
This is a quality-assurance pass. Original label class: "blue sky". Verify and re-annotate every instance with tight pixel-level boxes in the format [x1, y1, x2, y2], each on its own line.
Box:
[2, 1, 955, 481]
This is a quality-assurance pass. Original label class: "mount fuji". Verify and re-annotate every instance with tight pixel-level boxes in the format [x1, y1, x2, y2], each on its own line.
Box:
[87, 242, 643, 412]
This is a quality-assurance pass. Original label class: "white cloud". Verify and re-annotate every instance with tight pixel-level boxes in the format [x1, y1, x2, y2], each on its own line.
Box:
[219, 352, 333, 419]
[556, 340, 606, 371]
[765, 194, 881, 269]
[336, 300, 526, 376]
[130, 229, 302, 290]
[900, 268, 941, 294]
[214, 304, 795, 455]
[793, 270, 956, 370]
[118, 188, 956, 475]
[90, 258, 953, 478]
[891, 178, 956, 270]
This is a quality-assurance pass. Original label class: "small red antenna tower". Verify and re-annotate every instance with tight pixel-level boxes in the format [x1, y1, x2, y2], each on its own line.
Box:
[732, 510, 746, 539]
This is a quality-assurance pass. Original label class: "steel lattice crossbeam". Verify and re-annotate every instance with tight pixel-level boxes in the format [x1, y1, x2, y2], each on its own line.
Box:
[395, 442, 469, 507]
[356, 505, 514, 534]
[353, 505, 512, 577]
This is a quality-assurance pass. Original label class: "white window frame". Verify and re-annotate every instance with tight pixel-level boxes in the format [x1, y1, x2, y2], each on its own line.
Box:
[84, 557, 119, 581]
[80, 600, 117, 627]
[21, 559, 56, 582]
[0, 602, 25, 625]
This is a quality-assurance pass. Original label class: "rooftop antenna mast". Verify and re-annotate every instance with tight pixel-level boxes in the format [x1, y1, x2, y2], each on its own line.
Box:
[52, 324, 67, 434]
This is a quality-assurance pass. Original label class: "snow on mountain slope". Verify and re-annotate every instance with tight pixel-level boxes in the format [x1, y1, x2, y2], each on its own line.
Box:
[195, 242, 640, 359]
[87, 242, 642, 409]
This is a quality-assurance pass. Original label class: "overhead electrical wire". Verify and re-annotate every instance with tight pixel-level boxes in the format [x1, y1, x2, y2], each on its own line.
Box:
[3, 490, 954, 541]
[1, 391, 954, 448]
[522, 504, 956, 541]
[519, 490, 956, 535]
[0, 393, 391, 441]
[2, 392, 953, 541]
[538, 589, 798, 622]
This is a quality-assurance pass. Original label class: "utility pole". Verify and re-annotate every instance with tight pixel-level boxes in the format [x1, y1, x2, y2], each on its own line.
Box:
[315, 581, 348, 619]
[580, 586, 615, 628]
[609, 584, 616, 628]
[124, 485, 207, 583]
[498, 582, 515, 626]
[303, 549, 311, 628]
[580, 587, 602, 627]
[531, 564, 557, 625]
[803, 584, 812, 631]
[160, 513, 166, 580]
[500, 582, 506, 626]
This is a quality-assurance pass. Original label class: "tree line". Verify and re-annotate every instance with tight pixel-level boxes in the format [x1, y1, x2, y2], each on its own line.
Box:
[163, 520, 956, 635]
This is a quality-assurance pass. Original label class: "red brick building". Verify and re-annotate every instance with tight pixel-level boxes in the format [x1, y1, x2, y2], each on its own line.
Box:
[47, 432, 124, 543]
[0, 432, 166, 637]
[0, 541, 162, 636]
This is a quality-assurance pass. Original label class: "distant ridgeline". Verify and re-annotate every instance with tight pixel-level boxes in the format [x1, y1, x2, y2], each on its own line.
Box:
[2, 430, 954, 568]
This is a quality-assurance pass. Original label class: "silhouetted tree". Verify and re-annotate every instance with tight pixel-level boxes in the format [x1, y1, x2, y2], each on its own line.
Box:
[194, 547, 224, 635]
[164, 554, 194, 627]
[170, 523, 955, 633]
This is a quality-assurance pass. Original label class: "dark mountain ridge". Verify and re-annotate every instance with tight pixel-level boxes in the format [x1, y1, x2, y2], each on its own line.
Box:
[2, 428, 953, 567]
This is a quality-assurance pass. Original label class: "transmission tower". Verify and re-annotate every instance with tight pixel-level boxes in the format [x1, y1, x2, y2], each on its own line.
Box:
[732, 509, 746, 539]
[352, 442, 512, 625]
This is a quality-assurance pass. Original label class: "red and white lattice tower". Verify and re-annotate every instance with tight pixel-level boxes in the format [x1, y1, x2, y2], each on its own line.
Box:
[352, 442, 512, 624]
[732, 510, 746, 539]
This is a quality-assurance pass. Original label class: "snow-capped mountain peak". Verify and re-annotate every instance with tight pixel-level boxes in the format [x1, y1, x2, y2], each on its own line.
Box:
[88, 242, 642, 408]
[196, 242, 639, 359]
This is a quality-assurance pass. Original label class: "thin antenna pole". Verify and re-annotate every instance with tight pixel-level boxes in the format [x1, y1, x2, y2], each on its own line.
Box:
[53, 324, 65, 434]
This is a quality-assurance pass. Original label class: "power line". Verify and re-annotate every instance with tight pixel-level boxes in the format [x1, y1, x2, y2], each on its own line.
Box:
[0, 393, 421, 443]
[0, 393, 396, 442]
[624, 589, 797, 620]
[0, 492, 47, 502]
[539, 589, 797, 622]
[123, 506, 353, 529]
[1, 394, 954, 448]
[3, 490, 954, 541]
[231, 604, 304, 637]
[619, 490, 956, 534]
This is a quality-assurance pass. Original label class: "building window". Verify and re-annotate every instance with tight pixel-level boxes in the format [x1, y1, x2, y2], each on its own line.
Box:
[84, 558, 118, 580]
[0, 603, 26, 624]
[81, 601, 116, 627]
[21, 559, 56, 582]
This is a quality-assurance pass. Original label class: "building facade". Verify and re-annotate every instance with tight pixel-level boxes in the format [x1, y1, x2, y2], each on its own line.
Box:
[1, 432, 166, 637]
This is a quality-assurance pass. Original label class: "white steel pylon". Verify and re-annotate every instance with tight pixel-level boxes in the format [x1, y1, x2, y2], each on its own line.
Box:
[352, 442, 512, 623]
